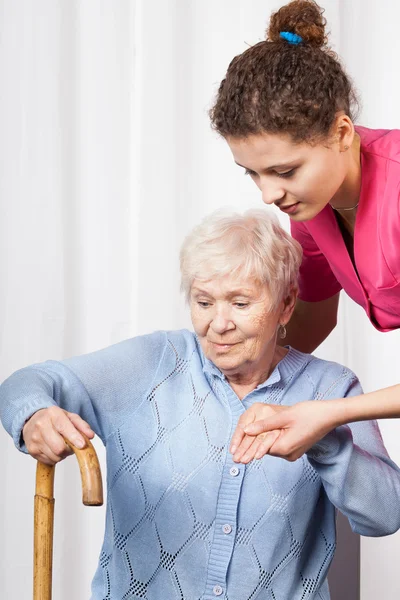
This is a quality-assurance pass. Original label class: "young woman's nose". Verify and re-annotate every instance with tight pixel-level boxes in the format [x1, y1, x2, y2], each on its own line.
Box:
[260, 179, 285, 205]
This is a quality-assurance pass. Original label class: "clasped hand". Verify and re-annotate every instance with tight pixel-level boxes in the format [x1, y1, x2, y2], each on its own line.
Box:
[230, 400, 336, 463]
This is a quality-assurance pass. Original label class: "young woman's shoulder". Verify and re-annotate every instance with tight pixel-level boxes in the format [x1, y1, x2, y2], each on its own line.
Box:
[357, 125, 400, 163]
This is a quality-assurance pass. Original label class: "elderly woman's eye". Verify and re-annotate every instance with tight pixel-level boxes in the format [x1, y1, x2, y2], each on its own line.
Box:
[198, 301, 211, 308]
[235, 302, 249, 308]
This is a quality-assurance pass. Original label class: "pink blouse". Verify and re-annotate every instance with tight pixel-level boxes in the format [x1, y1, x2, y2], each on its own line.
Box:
[291, 126, 400, 332]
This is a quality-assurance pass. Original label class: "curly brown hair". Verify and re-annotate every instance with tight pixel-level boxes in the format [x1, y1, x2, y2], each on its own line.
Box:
[209, 0, 359, 143]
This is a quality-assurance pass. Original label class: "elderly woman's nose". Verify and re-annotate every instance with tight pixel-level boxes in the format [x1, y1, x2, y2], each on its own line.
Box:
[210, 309, 235, 333]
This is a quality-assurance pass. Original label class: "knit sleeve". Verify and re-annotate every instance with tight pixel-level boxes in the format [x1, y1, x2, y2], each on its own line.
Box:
[290, 220, 342, 301]
[0, 331, 168, 451]
[306, 371, 400, 537]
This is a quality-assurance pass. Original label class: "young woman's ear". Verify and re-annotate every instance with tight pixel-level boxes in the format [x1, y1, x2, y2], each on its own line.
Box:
[334, 113, 355, 152]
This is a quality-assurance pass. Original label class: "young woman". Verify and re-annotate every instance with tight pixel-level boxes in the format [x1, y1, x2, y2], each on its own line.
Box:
[208, 0, 400, 462]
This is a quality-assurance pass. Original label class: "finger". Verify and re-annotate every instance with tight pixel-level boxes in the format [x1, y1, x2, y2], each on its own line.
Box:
[233, 433, 259, 463]
[236, 435, 265, 464]
[244, 414, 288, 435]
[67, 412, 95, 439]
[36, 453, 58, 466]
[24, 442, 53, 464]
[230, 425, 246, 455]
[253, 430, 281, 460]
[40, 425, 75, 458]
[51, 412, 87, 449]
[36, 443, 70, 465]
[230, 410, 257, 454]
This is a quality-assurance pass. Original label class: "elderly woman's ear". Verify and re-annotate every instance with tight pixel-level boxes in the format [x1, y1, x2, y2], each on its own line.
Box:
[279, 286, 298, 327]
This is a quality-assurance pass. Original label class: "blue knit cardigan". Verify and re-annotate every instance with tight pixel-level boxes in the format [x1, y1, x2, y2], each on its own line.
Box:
[1, 329, 400, 600]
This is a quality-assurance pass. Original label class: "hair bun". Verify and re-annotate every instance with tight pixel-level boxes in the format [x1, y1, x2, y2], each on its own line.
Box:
[267, 0, 327, 48]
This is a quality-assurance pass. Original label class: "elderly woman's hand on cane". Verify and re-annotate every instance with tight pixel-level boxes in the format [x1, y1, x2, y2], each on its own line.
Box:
[23, 406, 95, 465]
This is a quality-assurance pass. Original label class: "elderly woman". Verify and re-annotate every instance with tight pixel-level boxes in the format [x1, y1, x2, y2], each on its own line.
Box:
[1, 208, 400, 600]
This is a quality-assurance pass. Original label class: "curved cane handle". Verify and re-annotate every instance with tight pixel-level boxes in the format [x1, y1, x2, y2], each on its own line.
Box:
[35, 434, 103, 505]
[63, 436, 103, 506]
[34, 435, 103, 600]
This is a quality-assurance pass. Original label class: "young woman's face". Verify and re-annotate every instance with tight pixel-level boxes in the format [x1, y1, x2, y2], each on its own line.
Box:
[227, 132, 348, 222]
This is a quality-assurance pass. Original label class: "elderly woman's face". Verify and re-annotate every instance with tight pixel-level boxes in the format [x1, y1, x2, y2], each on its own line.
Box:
[190, 274, 293, 377]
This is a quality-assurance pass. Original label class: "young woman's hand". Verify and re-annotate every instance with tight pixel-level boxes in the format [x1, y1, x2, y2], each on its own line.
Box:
[230, 403, 287, 463]
[230, 400, 339, 463]
[22, 406, 95, 465]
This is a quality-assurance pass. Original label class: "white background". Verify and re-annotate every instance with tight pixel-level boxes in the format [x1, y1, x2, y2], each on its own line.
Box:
[1, 1, 400, 598]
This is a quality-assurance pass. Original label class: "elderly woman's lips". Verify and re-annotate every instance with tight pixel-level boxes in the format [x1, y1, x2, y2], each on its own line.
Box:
[210, 341, 238, 349]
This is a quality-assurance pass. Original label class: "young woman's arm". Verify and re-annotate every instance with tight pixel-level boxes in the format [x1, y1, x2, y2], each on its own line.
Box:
[231, 384, 400, 463]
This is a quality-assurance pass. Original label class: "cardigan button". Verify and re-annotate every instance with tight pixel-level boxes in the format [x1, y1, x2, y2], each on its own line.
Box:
[213, 584, 223, 596]
[229, 466, 240, 477]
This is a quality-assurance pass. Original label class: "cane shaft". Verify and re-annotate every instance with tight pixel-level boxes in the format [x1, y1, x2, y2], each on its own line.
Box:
[34, 463, 55, 600]
[33, 436, 103, 599]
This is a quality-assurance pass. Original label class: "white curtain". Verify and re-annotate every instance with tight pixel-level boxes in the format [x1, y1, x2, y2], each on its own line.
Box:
[1, 1, 400, 598]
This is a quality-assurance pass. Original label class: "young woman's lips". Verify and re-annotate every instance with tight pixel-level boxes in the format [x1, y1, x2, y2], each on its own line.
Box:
[278, 202, 300, 215]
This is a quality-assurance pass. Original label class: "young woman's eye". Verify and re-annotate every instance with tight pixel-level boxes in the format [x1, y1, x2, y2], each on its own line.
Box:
[244, 169, 257, 177]
[276, 168, 296, 179]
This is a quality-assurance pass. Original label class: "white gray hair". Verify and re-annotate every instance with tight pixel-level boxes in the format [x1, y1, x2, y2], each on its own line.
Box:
[180, 208, 302, 308]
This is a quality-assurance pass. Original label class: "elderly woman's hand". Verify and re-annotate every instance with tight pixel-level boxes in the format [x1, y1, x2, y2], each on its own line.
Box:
[22, 406, 95, 466]
[231, 400, 340, 463]
[230, 403, 288, 463]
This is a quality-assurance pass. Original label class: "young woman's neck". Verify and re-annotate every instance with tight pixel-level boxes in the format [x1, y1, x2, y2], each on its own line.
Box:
[331, 133, 362, 212]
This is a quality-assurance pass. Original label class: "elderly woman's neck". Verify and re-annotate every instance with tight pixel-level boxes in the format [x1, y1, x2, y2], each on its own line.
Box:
[224, 346, 288, 401]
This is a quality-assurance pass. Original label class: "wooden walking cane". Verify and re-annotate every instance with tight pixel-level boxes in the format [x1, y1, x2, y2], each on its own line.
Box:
[33, 435, 104, 600]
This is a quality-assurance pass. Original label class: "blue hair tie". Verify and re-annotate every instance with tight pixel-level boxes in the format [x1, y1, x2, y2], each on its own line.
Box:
[279, 31, 303, 45]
